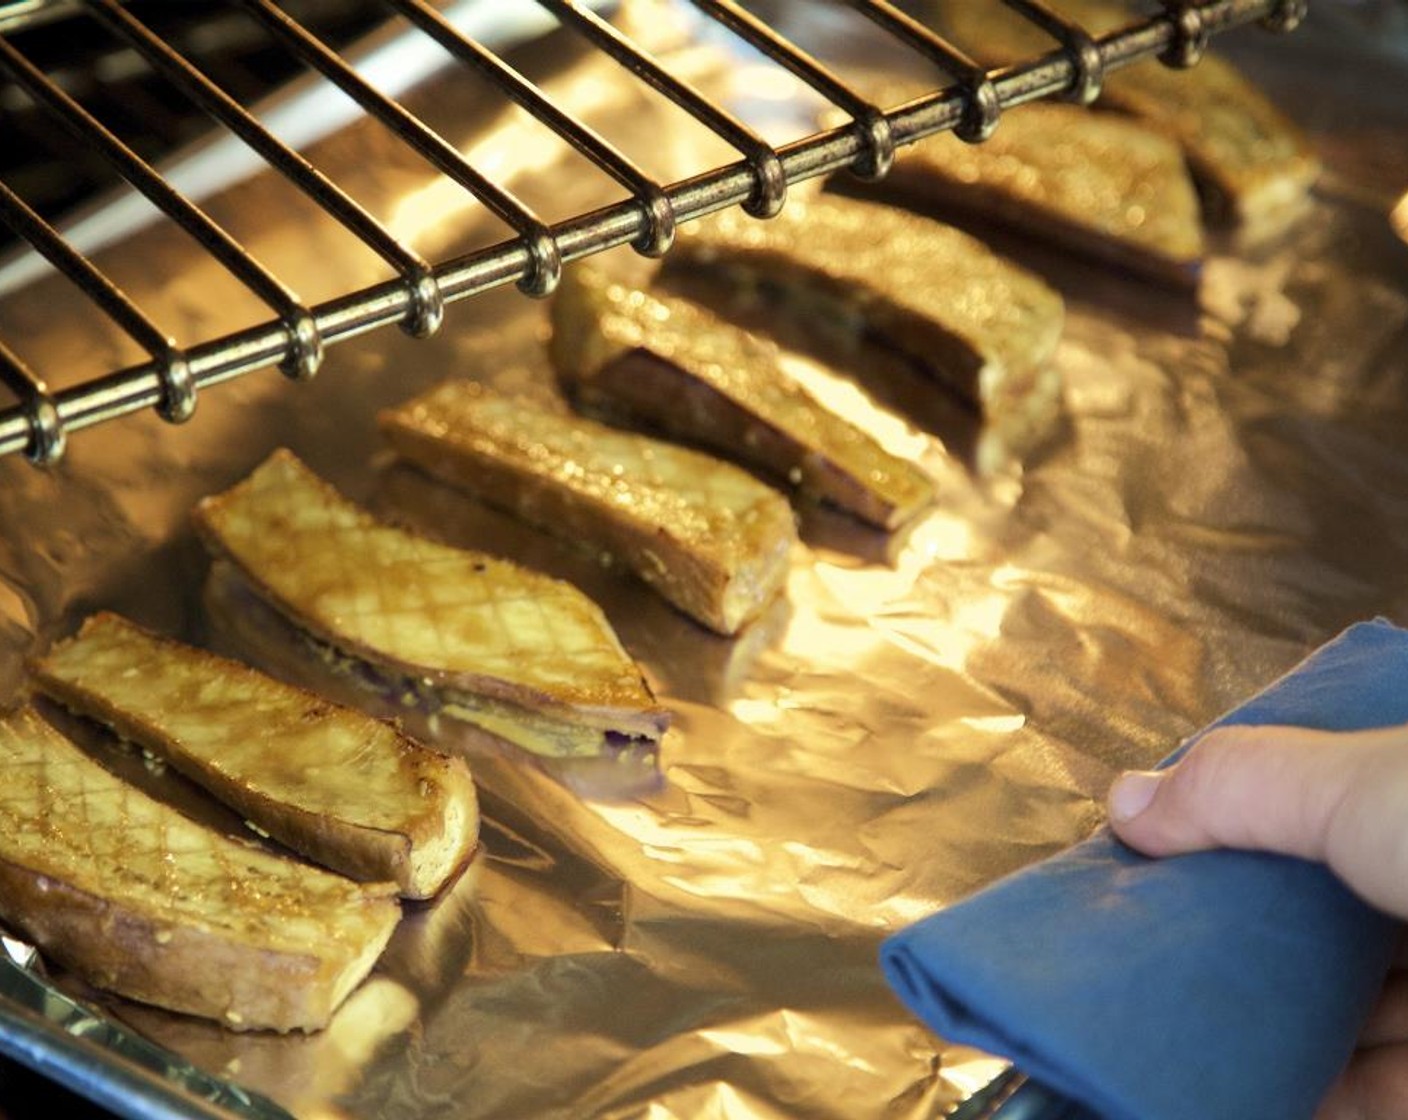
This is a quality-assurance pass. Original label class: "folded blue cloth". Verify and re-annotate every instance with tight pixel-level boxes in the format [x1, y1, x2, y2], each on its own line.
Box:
[882, 618, 1408, 1120]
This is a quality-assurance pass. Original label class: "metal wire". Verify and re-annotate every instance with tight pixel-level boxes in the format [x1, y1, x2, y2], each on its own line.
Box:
[384, 0, 678, 258]
[0, 340, 63, 465]
[85, 0, 448, 344]
[237, 0, 563, 297]
[0, 0, 1306, 466]
[535, 0, 788, 219]
[1158, 0, 1211, 68]
[0, 176, 195, 432]
[842, 0, 1002, 142]
[1000, 1, 1105, 104]
[686, 0, 897, 180]
[0, 23, 326, 400]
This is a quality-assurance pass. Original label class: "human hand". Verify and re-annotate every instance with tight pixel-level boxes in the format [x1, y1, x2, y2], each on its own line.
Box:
[1107, 723, 1408, 1120]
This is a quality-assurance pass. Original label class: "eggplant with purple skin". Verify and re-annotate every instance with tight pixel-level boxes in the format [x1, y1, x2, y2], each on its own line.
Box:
[32, 611, 479, 900]
[0, 706, 400, 1033]
[549, 266, 936, 531]
[660, 192, 1065, 472]
[378, 382, 798, 636]
[850, 99, 1206, 289]
[932, 0, 1321, 242]
[193, 449, 670, 764]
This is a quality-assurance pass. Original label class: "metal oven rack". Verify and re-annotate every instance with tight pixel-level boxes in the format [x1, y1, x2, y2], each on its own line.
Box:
[0, 0, 1306, 467]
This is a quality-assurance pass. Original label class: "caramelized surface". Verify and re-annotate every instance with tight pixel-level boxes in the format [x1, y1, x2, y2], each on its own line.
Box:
[380, 382, 797, 634]
[33, 612, 479, 896]
[935, 0, 1320, 231]
[664, 193, 1063, 412]
[386, 383, 792, 558]
[0, 706, 399, 1029]
[195, 450, 662, 720]
[883, 101, 1204, 280]
[551, 268, 935, 530]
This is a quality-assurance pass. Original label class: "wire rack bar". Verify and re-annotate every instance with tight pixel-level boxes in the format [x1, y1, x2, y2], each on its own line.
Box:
[237, 0, 563, 297]
[535, 0, 788, 218]
[384, 0, 677, 258]
[686, 0, 897, 180]
[1000, 0, 1105, 103]
[0, 340, 62, 465]
[0, 0, 77, 33]
[0, 175, 194, 438]
[0, 28, 326, 393]
[84, 0, 447, 343]
[0, 0, 1306, 465]
[842, 0, 1002, 140]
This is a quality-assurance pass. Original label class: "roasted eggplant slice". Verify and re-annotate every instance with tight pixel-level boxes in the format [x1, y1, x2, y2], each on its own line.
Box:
[0, 706, 400, 1033]
[933, 0, 1320, 239]
[549, 267, 936, 530]
[660, 193, 1064, 432]
[193, 449, 669, 761]
[866, 100, 1205, 287]
[32, 612, 479, 900]
[379, 382, 798, 636]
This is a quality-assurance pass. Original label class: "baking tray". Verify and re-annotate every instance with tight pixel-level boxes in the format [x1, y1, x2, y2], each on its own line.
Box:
[2, 2, 1407, 1118]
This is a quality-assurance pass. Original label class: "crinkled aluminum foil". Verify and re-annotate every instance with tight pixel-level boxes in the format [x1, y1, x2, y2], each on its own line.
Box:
[2, 3, 1407, 1118]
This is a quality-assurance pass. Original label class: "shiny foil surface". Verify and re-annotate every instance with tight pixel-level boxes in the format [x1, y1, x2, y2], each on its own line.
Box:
[2, 3, 1408, 1118]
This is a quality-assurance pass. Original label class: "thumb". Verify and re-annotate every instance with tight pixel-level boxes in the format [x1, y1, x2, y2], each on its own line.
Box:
[1106, 723, 1370, 864]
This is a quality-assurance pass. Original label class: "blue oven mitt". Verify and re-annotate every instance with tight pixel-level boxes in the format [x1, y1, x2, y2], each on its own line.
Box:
[881, 618, 1408, 1120]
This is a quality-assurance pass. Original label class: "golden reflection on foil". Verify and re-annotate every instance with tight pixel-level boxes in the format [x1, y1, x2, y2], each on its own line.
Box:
[873, 590, 1011, 674]
[0, 581, 28, 634]
[805, 534, 1016, 680]
[697, 1023, 790, 1057]
[727, 695, 787, 727]
[895, 511, 980, 565]
[805, 513, 981, 615]
[288, 978, 420, 1116]
[943, 1051, 1016, 1099]
[1393, 191, 1408, 245]
[386, 168, 487, 249]
[961, 713, 1027, 734]
[595, 799, 769, 867]
[777, 1009, 884, 1072]
[329, 978, 420, 1045]
[742, 66, 805, 105]
[774, 602, 888, 670]
[777, 353, 930, 460]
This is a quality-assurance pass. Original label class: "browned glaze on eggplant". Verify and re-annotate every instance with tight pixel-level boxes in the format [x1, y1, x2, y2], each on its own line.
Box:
[33, 612, 480, 899]
[550, 267, 936, 530]
[195, 449, 669, 758]
[379, 382, 798, 635]
[934, 0, 1320, 239]
[661, 193, 1065, 426]
[0, 706, 400, 1032]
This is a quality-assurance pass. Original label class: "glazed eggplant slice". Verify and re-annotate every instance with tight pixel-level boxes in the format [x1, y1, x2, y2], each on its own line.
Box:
[379, 382, 799, 636]
[0, 706, 400, 1033]
[870, 100, 1205, 287]
[32, 612, 479, 900]
[549, 267, 936, 531]
[193, 450, 669, 761]
[933, 0, 1320, 239]
[659, 193, 1064, 431]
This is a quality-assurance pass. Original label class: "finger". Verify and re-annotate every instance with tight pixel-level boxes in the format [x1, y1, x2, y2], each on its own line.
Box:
[1317, 1042, 1408, 1120]
[1110, 723, 1408, 916]
[1107, 723, 1370, 862]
